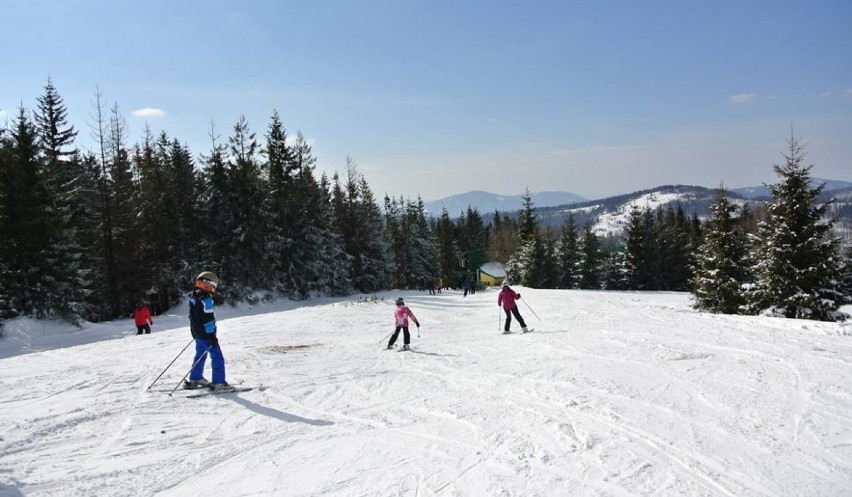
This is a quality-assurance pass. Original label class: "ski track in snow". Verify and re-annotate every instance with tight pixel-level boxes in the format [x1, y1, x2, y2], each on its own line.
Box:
[1, 289, 851, 496]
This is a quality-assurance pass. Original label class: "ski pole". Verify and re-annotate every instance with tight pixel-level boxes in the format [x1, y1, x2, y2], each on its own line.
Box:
[147, 338, 194, 390]
[168, 343, 213, 397]
[520, 297, 542, 321]
[379, 331, 393, 344]
[417, 324, 421, 338]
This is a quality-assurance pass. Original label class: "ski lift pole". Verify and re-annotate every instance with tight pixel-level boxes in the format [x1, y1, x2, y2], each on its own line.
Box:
[168, 342, 213, 397]
[147, 338, 194, 391]
[520, 296, 542, 321]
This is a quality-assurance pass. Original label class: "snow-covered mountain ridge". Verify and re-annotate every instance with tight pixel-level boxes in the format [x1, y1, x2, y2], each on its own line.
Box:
[423, 190, 586, 217]
[428, 181, 852, 240]
[425, 178, 852, 218]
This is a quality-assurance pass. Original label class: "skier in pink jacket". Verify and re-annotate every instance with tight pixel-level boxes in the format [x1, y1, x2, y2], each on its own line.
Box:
[387, 297, 420, 350]
[497, 281, 529, 334]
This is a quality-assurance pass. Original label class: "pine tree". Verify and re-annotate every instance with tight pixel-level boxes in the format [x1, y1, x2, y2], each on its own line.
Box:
[0, 126, 14, 318]
[555, 214, 580, 289]
[3, 107, 53, 317]
[224, 116, 269, 296]
[332, 159, 390, 293]
[435, 208, 459, 288]
[298, 168, 352, 297]
[384, 195, 405, 287]
[657, 205, 693, 291]
[578, 223, 602, 289]
[458, 206, 488, 276]
[197, 120, 232, 275]
[88, 88, 123, 317]
[263, 111, 300, 296]
[838, 245, 852, 304]
[487, 212, 517, 264]
[505, 193, 555, 287]
[691, 187, 748, 314]
[624, 207, 660, 290]
[34, 80, 87, 322]
[743, 136, 845, 321]
[602, 249, 631, 290]
[105, 103, 142, 316]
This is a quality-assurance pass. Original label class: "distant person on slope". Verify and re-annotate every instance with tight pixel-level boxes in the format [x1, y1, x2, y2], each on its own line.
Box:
[133, 301, 153, 335]
[186, 271, 233, 392]
[387, 297, 420, 351]
[497, 281, 529, 334]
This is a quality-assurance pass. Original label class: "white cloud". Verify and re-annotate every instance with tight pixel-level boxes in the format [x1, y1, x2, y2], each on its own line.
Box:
[728, 93, 757, 104]
[131, 108, 166, 118]
[846, 88, 852, 96]
[0, 108, 7, 118]
[820, 91, 833, 98]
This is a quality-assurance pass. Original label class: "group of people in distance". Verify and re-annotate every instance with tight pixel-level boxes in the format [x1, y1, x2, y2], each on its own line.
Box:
[140, 271, 529, 393]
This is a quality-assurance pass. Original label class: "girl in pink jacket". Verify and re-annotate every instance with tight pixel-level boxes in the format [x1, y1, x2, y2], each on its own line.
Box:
[387, 297, 420, 350]
[497, 281, 529, 334]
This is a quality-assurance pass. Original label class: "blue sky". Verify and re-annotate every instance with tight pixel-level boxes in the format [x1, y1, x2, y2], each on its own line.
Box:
[2, 0, 851, 201]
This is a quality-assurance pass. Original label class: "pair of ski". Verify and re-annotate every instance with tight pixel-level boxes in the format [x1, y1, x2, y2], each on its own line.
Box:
[179, 379, 261, 398]
[502, 328, 534, 335]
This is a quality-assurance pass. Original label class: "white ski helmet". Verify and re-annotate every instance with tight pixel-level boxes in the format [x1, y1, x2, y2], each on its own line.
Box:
[195, 271, 220, 292]
[501, 281, 509, 288]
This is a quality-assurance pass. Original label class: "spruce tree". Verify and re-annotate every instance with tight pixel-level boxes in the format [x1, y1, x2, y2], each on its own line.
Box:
[197, 120, 232, 276]
[578, 223, 602, 289]
[298, 168, 352, 297]
[505, 193, 554, 287]
[555, 214, 580, 289]
[435, 208, 458, 288]
[743, 136, 845, 321]
[263, 111, 299, 296]
[487, 212, 517, 264]
[691, 187, 748, 314]
[658, 205, 693, 291]
[34, 80, 86, 322]
[224, 116, 269, 296]
[332, 159, 391, 293]
[4, 107, 53, 317]
[0, 126, 13, 318]
[106, 103, 142, 316]
[839, 245, 852, 304]
[624, 207, 660, 290]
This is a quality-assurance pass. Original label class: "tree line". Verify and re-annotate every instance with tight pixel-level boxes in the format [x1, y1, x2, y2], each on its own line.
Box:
[0, 80, 849, 326]
[502, 136, 849, 321]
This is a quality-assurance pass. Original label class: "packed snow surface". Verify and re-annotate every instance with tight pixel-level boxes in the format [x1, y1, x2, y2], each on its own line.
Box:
[1, 289, 851, 496]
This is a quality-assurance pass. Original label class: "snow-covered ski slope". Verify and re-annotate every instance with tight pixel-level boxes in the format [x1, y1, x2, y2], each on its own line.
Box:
[1, 289, 851, 496]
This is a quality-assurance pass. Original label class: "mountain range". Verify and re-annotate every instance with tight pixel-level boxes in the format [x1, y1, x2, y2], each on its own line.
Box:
[423, 190, 586, 217]
[425, 178, 852, 240]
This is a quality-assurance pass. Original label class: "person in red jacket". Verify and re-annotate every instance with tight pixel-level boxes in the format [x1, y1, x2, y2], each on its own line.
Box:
[497, 281, 529, 334]
[133, 301, 153, 335]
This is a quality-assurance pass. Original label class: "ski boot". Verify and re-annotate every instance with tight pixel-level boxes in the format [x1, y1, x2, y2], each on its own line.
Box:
[184, 378, 211, 389]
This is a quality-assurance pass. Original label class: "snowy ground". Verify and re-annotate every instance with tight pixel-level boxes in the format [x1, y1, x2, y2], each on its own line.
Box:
[1, 288, 851, 497]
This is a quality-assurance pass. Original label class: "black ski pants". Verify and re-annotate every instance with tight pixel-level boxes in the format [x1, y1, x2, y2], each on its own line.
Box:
[504, 308, 526, 331]
[388, 326, 411, 346]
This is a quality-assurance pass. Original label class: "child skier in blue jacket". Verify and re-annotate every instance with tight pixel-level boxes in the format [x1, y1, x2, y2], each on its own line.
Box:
[186, 271, 233, 392]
